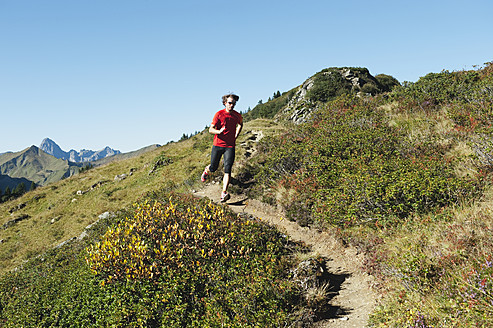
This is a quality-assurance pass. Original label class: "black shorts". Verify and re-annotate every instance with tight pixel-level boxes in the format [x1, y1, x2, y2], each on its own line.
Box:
[209, 145, 235, 174]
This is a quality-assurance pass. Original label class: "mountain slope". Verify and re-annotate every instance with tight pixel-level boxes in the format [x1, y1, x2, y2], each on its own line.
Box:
[0, 118, 279, 275]
[0, 145, 81, 188]
[0, 174, 32, 194]
[90, 144, 161, 166]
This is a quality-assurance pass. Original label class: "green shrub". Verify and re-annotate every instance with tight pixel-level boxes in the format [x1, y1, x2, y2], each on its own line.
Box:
[306, 70, 351, 102]
[375, 74, 400, 92]
[361, 82, 380, 95]
[86, 193, 299, 326]
[392, 64, 493, 116]
[252, 95, 479, 226]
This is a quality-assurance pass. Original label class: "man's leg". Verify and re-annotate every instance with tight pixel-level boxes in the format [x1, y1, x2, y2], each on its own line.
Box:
[222, 173, 230, 193]
[209, 146, 223, 173]
[221, 148, 235, 202]
[203, 146, 224, 181]
[221, 147, 235, 198]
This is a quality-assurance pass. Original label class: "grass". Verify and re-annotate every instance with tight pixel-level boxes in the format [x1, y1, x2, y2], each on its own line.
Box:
[366, 186, 493, 326]
[0, 118, 286, 275]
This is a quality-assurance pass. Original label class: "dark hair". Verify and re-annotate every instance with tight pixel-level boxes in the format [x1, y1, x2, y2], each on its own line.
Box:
[222, 93, 239, 105]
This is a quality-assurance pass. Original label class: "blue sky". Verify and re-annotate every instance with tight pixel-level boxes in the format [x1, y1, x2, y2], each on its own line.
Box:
[1, 0, 492, 153]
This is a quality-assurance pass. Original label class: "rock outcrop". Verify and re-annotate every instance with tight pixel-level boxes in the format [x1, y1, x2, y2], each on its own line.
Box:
[280, 67, 383, 124]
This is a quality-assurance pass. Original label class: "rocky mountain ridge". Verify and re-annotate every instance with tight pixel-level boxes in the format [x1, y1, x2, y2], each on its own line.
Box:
[280, 67, 398, 124]
[244, 67, 399, 124]
[40, 138, 121, 162]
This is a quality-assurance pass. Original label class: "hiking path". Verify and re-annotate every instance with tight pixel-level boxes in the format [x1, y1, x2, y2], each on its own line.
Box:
[193, 183, 377, 328]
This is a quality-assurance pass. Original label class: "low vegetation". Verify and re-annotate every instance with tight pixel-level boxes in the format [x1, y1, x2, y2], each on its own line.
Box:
[250, 94, 479, 227]
[0, 118, 316, 327]
[0, 63, 492, 327]
[240, 62, 493, 327]
[242, 89, 296, 121]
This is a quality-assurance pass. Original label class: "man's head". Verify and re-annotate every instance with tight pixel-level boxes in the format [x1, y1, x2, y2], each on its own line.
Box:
[222, 93, 239, 106]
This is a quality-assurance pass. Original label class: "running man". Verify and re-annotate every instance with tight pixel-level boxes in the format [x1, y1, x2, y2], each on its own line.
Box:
[201, 93, 243, 202]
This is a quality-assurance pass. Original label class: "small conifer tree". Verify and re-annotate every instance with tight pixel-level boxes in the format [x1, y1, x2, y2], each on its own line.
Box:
[13, 182, 26, 196]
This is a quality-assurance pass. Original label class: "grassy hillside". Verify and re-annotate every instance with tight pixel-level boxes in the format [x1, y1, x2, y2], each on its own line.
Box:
[0, 118, 314, 327]
[238, 63, 493, 327]
[1, 63, 492, 327]
[0, 119, 283, 275]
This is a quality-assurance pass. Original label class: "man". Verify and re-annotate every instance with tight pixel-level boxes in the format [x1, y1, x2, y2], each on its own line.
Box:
[201, 93, 243, 202]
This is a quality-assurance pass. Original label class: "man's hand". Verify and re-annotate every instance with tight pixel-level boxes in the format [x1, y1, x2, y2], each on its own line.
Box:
[209, 125, 226, 135]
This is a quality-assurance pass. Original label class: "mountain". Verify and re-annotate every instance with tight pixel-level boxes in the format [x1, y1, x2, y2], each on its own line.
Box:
[0, 145, 82, 190]
[0, 140, 160, 194]
[39, 138, 66, 159]
[40, 138, 121, 162]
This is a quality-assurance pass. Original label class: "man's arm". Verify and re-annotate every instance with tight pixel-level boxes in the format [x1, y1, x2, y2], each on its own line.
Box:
[235, 121, 243, 139]
[209, 125, 225, 135]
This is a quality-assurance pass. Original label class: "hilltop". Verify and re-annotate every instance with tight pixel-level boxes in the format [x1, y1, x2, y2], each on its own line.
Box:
[243, 66, 399, 123]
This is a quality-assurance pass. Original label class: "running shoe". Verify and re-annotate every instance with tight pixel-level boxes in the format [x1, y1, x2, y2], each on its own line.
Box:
[221, 191, 230, 202]
[201, 166, 209, 182]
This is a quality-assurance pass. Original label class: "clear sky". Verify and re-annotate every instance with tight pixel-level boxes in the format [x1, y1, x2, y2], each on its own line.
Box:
[1, 0, 492, 153]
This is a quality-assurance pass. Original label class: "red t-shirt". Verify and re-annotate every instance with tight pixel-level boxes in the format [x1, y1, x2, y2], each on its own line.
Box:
[211, 109, 243, 148]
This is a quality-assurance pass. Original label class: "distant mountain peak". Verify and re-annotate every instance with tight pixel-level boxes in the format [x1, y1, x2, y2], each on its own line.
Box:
[40, 138, 65, 158]
[39, 138, 121, 163]
[41, 137, 55, 143]
[26, 145, 40, 153]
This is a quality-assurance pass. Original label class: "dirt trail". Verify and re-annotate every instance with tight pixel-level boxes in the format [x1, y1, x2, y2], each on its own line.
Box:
[194, 183, 377, 328]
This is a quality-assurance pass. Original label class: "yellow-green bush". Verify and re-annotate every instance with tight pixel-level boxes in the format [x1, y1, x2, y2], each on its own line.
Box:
[87, 198, 257, 283]
[85, 193, 300, 326]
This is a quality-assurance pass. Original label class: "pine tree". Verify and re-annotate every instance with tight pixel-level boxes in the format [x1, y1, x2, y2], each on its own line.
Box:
[13, 182, 26, 196]
[30, 181, 36, 191]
